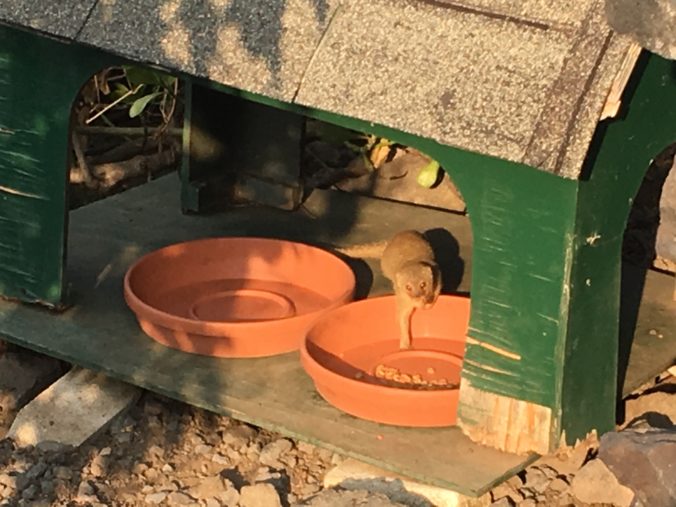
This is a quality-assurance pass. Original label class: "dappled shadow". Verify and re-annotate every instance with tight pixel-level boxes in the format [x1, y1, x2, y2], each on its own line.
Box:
[0, 13, 482, 501]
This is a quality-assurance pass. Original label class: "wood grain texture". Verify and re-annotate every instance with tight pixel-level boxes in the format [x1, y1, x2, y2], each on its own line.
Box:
[458, 381, 553, 455]
[0, 25, 122, 306]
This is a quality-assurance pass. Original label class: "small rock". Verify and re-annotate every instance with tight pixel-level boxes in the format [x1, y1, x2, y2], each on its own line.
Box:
[148, 445, 165, 459]
[161, 463, 174, 473]
[211, 453, 229, 465]
[260, 439, 293, 468]
[205, 499, 220, 507]
[145, 492, 167, 504]
[167, 491, 194, 505]
[524, 467, 551, 493]
[114, 433, 131, 444]
[21, 484, 37, 500]
[188, 475, 224, 501]
[217, 480, 240, 505]
[599, 428, 676, 507]
[0, 474, 13, 488]
[99, 447, 112, 456]
[26, 463, 47, 480]
[536, 464, 559, 479]
[491, 481, 520, 503]
[90, 454, 108, 477]
[571, 459, 634, 507]
[76, 480, 95, 497]
[240, 483, 282, 507]
[315, 447, 333, 462]
[39, 479, 54, 495]
[144, 468, 160, 482]
[548, 477, 569, 492]
[255, 466, 280, 482]
[297, 441, 315, 454]
[54, 467, 72, 481]
[489, 498, 515, 507]
[519, 499, 536, 507]
[195, 444, 214, 455]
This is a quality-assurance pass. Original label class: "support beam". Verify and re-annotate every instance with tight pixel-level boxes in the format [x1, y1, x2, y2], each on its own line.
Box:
[0, 25, 121, 306]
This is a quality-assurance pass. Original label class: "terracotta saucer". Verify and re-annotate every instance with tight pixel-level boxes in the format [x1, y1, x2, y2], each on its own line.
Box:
[301, 295, 469, 427]
[124, 237, 356, 358]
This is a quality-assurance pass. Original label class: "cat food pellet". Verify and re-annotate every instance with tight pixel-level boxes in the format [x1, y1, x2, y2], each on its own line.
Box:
[373, 364, 457, 390]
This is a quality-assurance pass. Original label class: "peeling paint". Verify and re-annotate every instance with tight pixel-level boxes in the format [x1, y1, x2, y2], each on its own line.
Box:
[0, 184, 46, 200]
[585, 232, 601, 245]
[536, 312, 559, 324]
[466, 336, 522, 360]
[463, 359, 513, 376]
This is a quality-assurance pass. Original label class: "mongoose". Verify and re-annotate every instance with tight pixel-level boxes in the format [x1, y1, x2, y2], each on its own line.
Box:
[337, 230, 441, 349]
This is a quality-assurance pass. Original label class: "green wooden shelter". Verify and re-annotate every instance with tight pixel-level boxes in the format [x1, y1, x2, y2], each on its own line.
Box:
[1, 0, 675, 496]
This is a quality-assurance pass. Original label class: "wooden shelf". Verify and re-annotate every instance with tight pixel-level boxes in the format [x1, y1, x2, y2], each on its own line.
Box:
[0, 174, 673, 495]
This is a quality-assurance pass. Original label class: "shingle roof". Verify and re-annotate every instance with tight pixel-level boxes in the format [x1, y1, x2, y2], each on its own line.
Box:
[1, 0, 636, 179]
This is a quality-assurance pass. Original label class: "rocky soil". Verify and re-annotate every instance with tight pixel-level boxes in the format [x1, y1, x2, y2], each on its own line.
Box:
[0, 344, 674, 507]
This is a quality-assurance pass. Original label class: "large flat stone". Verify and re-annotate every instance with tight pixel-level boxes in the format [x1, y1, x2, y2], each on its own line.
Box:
[323, 458, 491, 507]
[599, 428, 676, 507]
[7, 367, 140, 448]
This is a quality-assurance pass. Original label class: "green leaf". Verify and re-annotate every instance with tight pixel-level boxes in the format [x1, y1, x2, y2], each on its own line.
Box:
[416, 159, 441, 188]
[124, 65, 175, 89]
[129, 92, 162, 118]
[108, 82, 130, 101]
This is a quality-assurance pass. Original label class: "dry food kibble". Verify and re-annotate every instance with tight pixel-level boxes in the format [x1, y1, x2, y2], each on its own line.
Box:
[373, 364, 458, 390]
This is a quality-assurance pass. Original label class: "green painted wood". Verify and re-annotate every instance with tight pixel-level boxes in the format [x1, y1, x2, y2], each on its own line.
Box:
[0, 24, 121, 306]
[0, 174, 672, 493]
[560, 53, 676, 443]
[0, 175, 532, 496]
[196, 76, 580, 414]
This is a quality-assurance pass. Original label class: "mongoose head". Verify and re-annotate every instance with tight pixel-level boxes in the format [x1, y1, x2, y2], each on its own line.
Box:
[394, 261, 440, 309]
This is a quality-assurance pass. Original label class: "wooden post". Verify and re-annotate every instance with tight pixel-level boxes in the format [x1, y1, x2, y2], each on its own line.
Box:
[0, 25, 121, 307]
[441, 53, 675, 454]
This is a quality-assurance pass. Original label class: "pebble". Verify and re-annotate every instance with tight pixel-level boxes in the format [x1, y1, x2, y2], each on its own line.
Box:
[195, 444, 214, 455]
[167, 491, 194, 505]
[240, 483, 283, 507]
[548, 477, 569, 492]
[145, 492, 167, 504]
[188, 475, 224, 501]
[259, 439, 293, 468]
[54, 467, 73, 481]
[524, 467, 551, 493]
[212, 453, 229, 465]
[21, 484, 37, 500]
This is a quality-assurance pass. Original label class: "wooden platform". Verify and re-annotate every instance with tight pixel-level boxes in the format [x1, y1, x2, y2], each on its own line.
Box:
[0, 175, 673, 496]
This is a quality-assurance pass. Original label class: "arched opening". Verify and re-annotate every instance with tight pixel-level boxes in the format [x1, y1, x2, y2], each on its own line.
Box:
[67, 66, 184, 210]
[300, 119, 472, 299]
[618, 141, 676, 423]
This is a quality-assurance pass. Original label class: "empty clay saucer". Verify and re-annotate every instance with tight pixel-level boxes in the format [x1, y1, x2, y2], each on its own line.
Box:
[124, 237, 356, 358]
[301, 295, 469, 427]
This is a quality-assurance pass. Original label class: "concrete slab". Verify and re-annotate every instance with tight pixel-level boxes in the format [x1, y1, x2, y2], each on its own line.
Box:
[7, 367, 141, 448]
[0, 350, 64, 438]
[323, 458, 491, 507]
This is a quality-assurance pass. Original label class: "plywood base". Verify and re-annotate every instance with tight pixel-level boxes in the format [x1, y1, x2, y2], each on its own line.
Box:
[0, 175, 525, 497]
[0, 174, 673, 494]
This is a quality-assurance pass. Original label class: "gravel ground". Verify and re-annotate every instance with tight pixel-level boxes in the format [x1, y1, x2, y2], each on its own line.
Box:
[0, 347, 673, 507]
